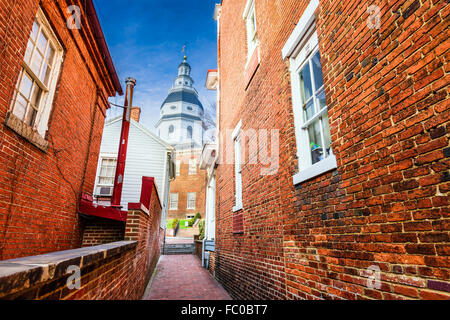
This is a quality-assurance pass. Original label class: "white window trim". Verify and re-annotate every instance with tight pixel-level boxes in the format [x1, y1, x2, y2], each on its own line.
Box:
[187, 192, 196, 210]
[169, 193, 178, 210]
[17, 8, 64, 137]
[232, 120, 243, 212]
[93, 153, 117, 196]
[283, 0, 337, 185]
[188, 159, 197, 175]
[96, 157, 117, 186]
[282, 0, 319, 59]
[176, 160, 181, 176]
[243, 0, 259, 66]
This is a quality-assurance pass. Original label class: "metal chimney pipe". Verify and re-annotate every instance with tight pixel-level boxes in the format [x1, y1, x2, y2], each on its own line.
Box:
[111, 77, 136, 207]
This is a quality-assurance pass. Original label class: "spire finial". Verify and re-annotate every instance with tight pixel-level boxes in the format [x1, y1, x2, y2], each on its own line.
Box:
[181, 42, 187, 60]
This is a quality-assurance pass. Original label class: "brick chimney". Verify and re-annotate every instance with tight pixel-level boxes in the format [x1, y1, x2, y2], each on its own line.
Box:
[130, 107, 141, 122]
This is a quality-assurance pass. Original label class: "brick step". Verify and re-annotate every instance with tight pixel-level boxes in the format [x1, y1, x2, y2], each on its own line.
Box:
[165, 243, 194, 248]
[163, 243, 194, 255]
[163, 250, 194, 255]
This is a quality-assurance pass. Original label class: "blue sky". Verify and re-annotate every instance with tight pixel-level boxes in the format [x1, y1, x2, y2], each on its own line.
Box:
[94, 0, 219, 132]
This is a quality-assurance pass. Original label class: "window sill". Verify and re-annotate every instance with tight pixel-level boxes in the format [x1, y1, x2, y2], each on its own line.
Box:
[5, 112, 48, 152]
[293, 154, 337, 185]
[244, 45, 260, 88]
[232, 203, 243, 212]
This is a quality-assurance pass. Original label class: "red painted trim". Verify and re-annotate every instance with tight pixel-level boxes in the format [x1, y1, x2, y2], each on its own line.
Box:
[79, 195, 127, 222]
[128, 177, 162, 212]
[127, 203, 142, 211]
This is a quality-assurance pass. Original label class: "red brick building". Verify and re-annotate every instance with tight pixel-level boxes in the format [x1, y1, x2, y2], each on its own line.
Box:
[213, 0, 449, 299]
[0, 0, 122, 260]
[168, 148, 207, 221]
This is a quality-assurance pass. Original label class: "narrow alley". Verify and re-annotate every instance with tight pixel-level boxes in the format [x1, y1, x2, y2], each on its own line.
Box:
[0, 0, 448, 305]
[142, 255, 231, 300]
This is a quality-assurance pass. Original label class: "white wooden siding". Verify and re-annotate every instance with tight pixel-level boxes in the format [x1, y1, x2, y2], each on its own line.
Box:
[95, 118, 172, 228]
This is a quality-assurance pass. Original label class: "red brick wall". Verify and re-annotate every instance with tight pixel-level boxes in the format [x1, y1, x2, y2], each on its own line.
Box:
[168, 149, 207, 220]
[0, 0, 118, 259]
[0, 242, 140, 300]
[125, 184, 163, 292]
[216, 0, 449, 300]
[0, 181, 163, 300]
[208, 251, 216, 277]
[81, 218, 125, 247]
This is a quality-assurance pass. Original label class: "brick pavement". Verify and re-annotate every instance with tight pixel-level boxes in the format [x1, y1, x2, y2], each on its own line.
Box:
[165, 237, 194, 244]
[142, 255, 232, 300]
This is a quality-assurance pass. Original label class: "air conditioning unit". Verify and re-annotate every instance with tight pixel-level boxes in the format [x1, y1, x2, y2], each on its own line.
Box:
[97, 186, 113, 196]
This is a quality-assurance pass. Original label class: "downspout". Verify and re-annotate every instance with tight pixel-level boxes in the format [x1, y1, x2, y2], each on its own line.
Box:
[78, 87, 99, 208]
[111, 77, 136, 207]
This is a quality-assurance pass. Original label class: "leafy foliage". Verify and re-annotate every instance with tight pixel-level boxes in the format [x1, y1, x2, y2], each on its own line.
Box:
[199, 220, 205, 240]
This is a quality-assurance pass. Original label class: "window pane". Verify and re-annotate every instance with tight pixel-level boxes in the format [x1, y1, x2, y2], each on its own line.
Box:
[98, 159, 116, 185]
[30, 52, 43, 77]
[12, 94, 27, 120]
[15, 70, 23, 90]
[170, 194, 178, 209]
[24, 40, 34, 65]
[24, 107, 37, 126]
[322, 112, 332, 158]
[303, 99, 314, 122]
[299, 61, 312, 103]
[110, 166, 117, 176]
[37, 31, 48, 54]
[30, 21, 39, 41]
[30, 85, 42, 108]
[250, 11, 256, 34]
[189, 160, 196, 174]
[99, 177, 110, 185]
[317, 89, 327, 110]
[40, 62, 51, 85]
[312, 51, 324, 90]
[308, 120, 324, 165]
[19, 73, 33, 98]
[46, 44, 55, 66]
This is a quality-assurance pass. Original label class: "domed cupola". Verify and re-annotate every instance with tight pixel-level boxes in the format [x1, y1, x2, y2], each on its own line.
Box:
[156, 56, 204, 149]
[173, 56, 194, 89]
[178, 56, 191, 75]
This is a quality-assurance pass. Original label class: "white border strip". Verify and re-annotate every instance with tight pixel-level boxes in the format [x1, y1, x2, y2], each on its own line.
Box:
[282, 0, 319, 59]
[292, 154, 337, 185]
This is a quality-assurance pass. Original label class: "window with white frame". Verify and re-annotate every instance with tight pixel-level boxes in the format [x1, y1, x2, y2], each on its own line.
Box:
[232, 121, 243, 212]
[188, 159, 197, 175]
[282, 0, 336, 185]
[187, 192, 196, 209]
[10, 8, 63, 136]
[176, 160, 181, 176]
[169, 193, 178, 210]
[243, 0, 258, 61]
[96, 158, 117, 196]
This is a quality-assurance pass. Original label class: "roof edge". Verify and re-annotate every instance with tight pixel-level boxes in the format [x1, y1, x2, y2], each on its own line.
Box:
[86, 0, 123, 95]
[105, 116, 174, 150]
